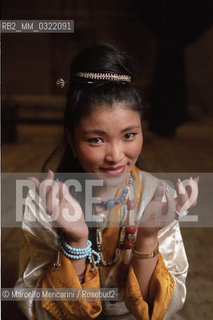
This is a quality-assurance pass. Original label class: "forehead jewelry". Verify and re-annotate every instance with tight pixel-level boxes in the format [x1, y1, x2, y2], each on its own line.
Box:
[75, 72, 131, 83]
[56, 78, 67, 88]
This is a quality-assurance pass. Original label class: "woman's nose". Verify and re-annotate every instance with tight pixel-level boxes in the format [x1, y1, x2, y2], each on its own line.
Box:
[105, 143, 124, 163]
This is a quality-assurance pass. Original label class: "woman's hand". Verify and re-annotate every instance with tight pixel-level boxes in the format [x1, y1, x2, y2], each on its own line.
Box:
[136, 177, 199, 242]
[29, 170, 88, 246]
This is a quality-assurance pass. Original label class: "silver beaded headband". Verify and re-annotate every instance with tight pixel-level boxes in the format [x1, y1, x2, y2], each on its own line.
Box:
[75, 72, 131, 83]
[56, 72, 131, 89]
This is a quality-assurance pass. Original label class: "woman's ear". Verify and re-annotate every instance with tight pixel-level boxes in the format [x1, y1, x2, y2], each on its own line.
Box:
[66, 128, 77, 158]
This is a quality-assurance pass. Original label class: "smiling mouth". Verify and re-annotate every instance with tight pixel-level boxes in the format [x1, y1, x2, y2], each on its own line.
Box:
[100, 165, 126, 175]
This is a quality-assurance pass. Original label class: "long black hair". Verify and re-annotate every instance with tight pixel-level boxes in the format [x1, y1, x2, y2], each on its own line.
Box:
[43, 43, 143, 173]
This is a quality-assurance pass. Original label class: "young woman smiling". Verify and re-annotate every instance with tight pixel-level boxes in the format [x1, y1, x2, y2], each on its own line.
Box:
[15, 44, 198, 320]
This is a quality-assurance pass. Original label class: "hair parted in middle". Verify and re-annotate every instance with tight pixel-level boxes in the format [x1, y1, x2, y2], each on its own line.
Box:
[44, 43, 143, 173]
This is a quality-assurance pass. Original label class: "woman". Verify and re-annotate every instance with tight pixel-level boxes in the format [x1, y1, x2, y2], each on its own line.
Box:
[15, 44, 198, 320]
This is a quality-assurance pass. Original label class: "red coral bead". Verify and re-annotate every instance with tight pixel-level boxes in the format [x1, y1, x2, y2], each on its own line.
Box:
[127, 200, 135, 209]
[123, 240, 134, 249]
[125, 225, 137, 234]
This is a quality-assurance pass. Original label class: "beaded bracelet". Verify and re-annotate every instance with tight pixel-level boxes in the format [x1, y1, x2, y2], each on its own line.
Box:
[59, 232, 101, 267]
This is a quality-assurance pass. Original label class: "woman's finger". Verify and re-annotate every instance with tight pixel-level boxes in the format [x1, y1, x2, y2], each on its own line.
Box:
[57, 181, 83, 224]
[45, 180, 60, 214]
[44, 170, 55, 195]
[164, 191, 176, 223]
[39, 170, 55, 201]
[176, 177, 199, 213]
[194, 176, 199, 183]
[190, 177, 199, 206]
[176, 178, 190, 212]
[176, 179, 186, 195]
[187, 177, 199, 206]
[28, 176, 40, 190]
[153, 184, 165, 201]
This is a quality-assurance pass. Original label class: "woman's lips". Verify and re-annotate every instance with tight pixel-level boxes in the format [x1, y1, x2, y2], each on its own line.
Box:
[100, 165, 126, 175]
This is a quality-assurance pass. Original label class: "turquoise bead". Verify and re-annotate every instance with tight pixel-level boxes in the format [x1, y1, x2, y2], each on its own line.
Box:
[59, 233, 100, 264]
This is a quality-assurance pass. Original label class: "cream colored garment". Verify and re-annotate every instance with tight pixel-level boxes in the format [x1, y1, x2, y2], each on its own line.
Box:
[15, 170, 188, 320]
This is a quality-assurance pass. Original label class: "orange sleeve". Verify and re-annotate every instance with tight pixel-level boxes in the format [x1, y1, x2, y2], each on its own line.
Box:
[124, 264, 150, 320]
[41, 253, 102, 320]
[149, 253, 175, 319]
[124, 253, 175, 320]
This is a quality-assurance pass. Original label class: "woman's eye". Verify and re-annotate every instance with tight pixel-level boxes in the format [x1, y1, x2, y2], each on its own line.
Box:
[88, 137, 104, 144]
[123, 133, 136, 141]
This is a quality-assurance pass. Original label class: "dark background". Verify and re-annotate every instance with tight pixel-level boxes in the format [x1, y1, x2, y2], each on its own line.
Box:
[2, 0, 213, 130]
[1, 1, 213, 319]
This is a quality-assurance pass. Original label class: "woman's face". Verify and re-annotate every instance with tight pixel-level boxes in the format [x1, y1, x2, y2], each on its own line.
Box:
[72, 102, 143, 183]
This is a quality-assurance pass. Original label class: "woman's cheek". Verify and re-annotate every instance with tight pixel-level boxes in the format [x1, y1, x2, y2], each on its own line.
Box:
[78, 146, 103, 167]
[129, 138, 143, 159]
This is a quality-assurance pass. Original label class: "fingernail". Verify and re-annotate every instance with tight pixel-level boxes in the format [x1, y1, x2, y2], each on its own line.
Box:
[190, 177, 193, 181]
[178, 182, 186, 194]
[178, 178, 182, 185]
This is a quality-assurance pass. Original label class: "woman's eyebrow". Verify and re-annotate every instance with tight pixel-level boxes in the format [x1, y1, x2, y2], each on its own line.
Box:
[83, 126, 141, 135]
[121, 125, 141, 132]
[83, 129, 106, 135]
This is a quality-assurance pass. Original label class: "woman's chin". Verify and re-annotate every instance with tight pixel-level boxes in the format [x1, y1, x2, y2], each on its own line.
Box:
[97, 171, 129, 187]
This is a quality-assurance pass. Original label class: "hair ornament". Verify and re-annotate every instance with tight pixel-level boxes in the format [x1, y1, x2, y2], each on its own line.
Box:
[75, 72, 131, 83]
[56, 78, 67, 88]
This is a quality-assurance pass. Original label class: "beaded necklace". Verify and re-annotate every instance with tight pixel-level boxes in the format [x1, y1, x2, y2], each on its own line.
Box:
[95, 174, 137, 271]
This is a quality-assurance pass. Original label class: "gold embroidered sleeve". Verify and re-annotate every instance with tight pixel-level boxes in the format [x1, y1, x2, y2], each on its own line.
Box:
[124, 264, 150, 320]
[149, 253, 175, 319]
[124, 253, 174, 320]
[41, 253, 102, 320]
